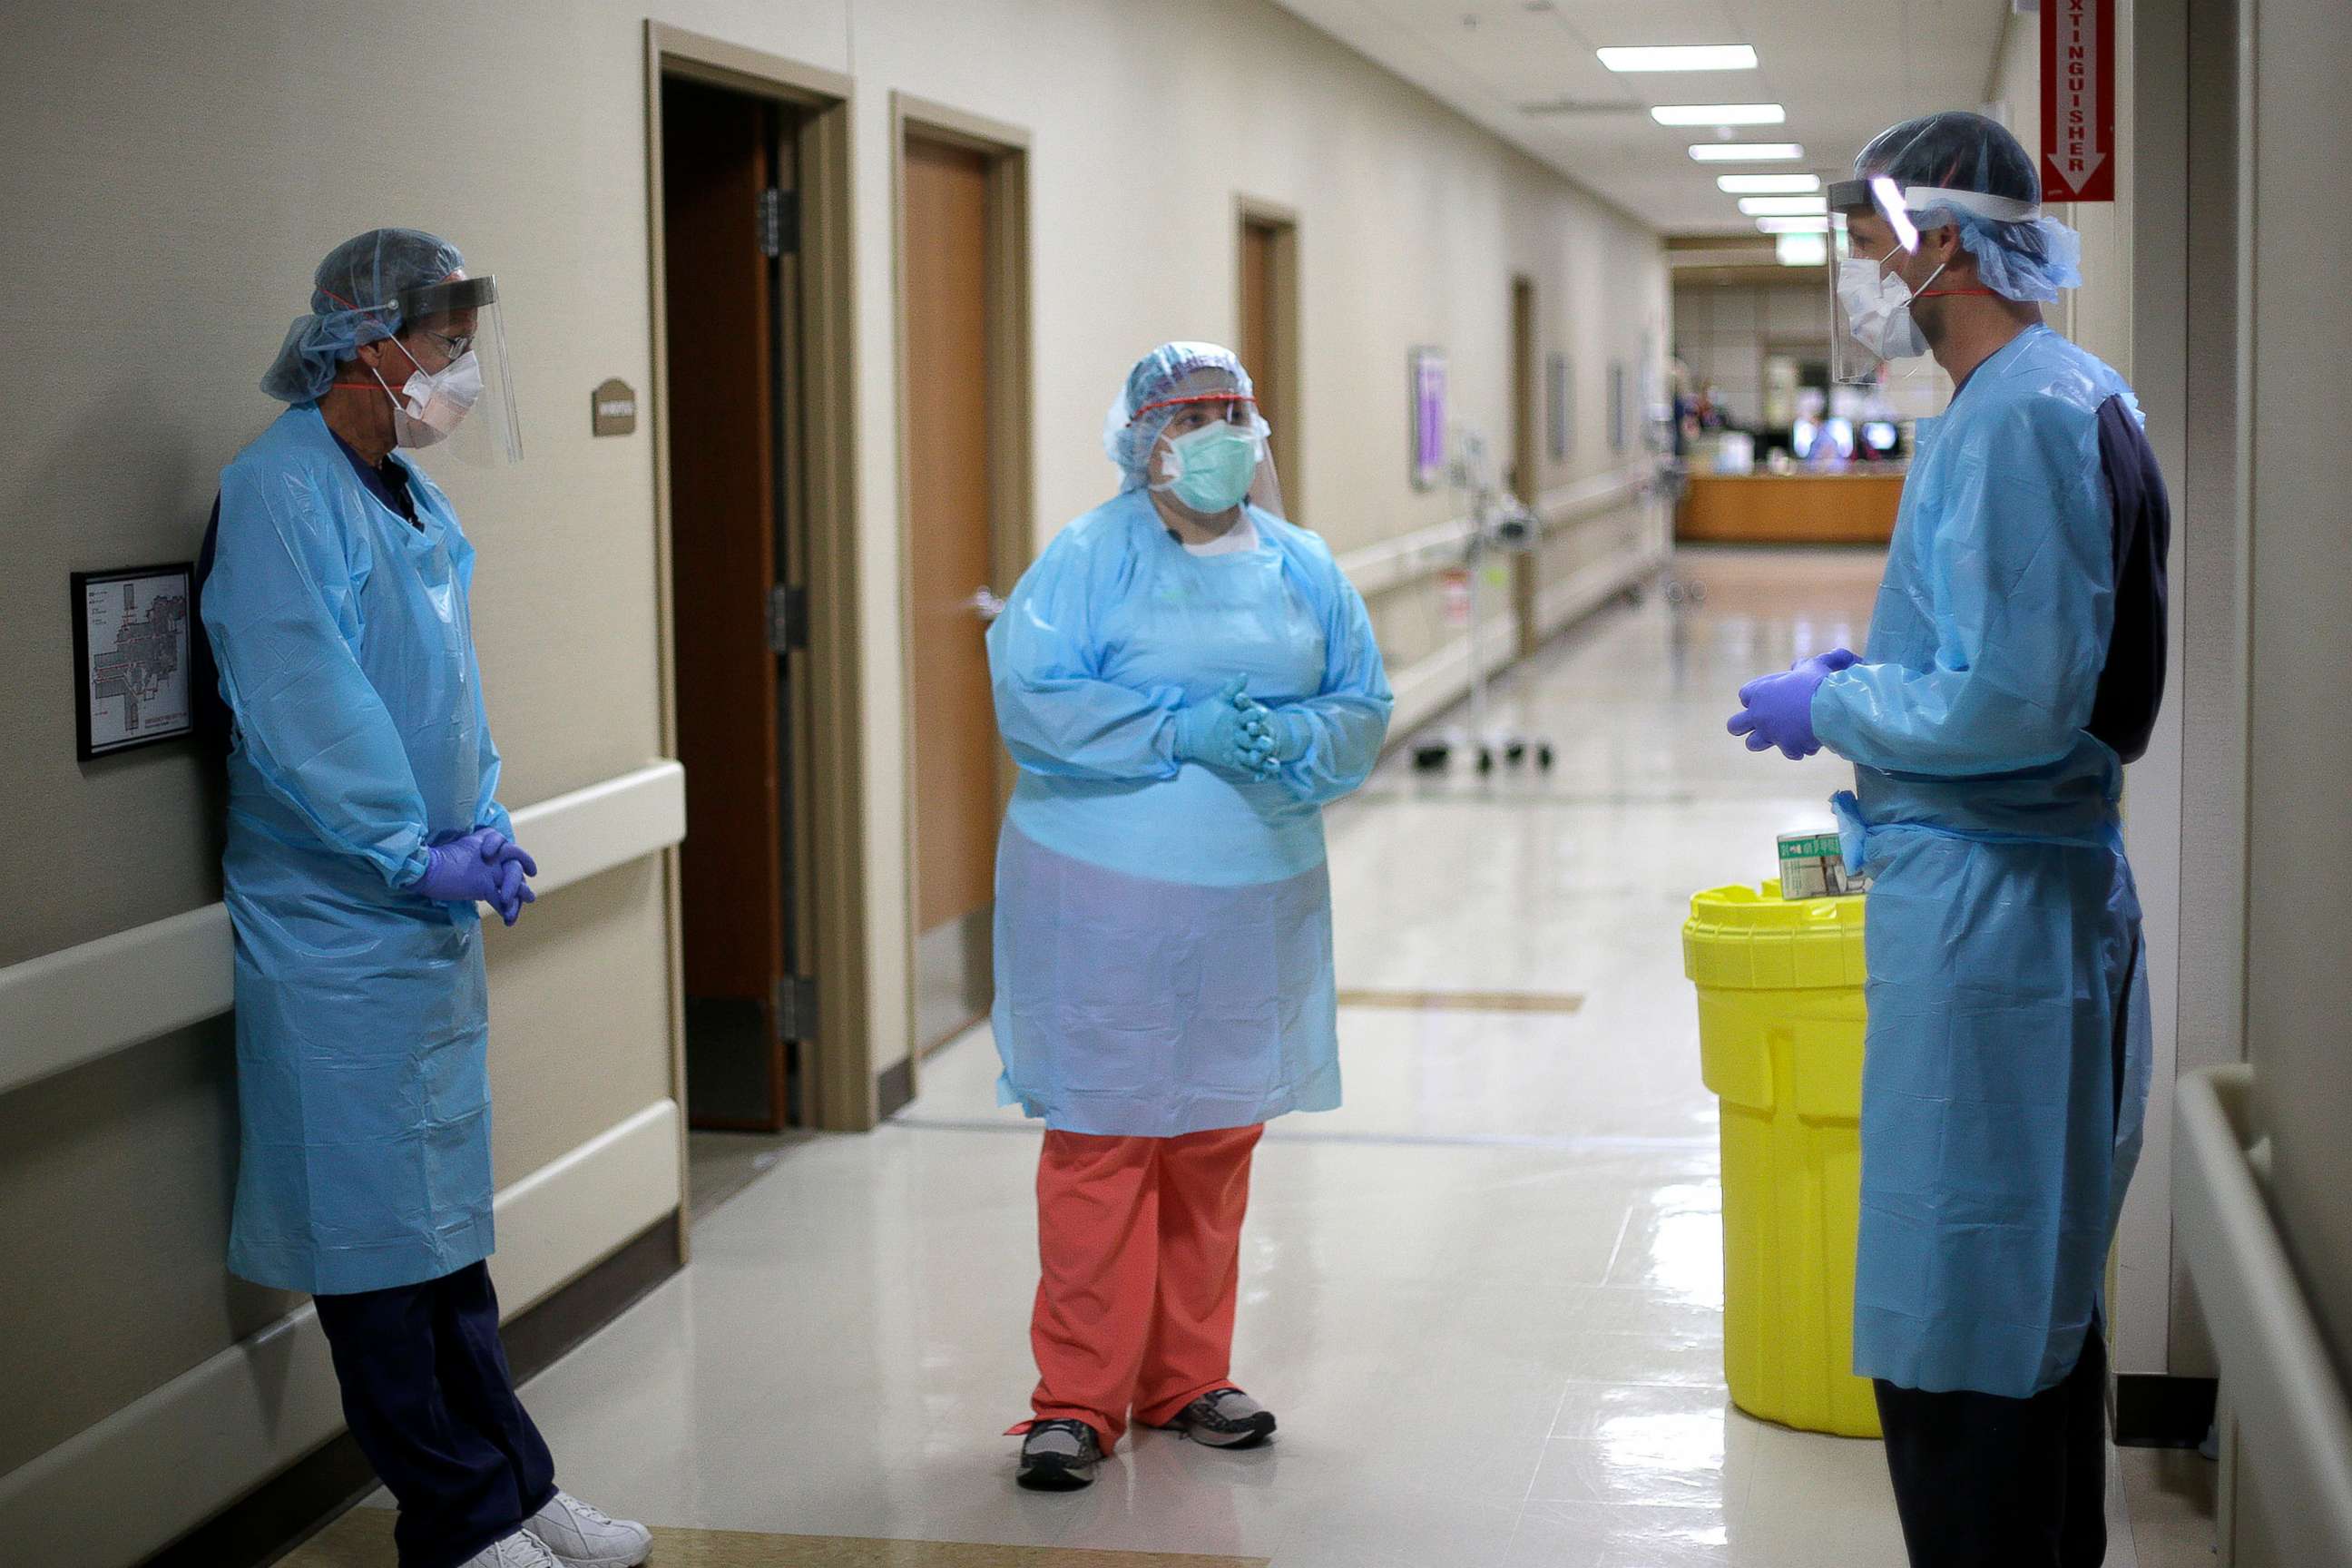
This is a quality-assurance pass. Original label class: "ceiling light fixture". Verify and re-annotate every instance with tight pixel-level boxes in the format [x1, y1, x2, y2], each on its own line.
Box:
[1776, 233, 1830, 268]
[1754, 216, 1832, 234]
[1651, 103, 1785, 126]
[1737, 194, 1828, 216]
[1597, 44, 1758, 73]
[1717, 173, 1822, 194]
[1688, 142, 1804, 162]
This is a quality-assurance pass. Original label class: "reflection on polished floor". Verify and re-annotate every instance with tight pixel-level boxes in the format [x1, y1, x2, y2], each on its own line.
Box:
[332, 548, 2210, 1565]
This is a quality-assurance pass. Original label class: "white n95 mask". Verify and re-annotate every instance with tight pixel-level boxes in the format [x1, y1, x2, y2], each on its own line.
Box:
[375, 346, 485, 449]
[1838, 256, 1944, 361]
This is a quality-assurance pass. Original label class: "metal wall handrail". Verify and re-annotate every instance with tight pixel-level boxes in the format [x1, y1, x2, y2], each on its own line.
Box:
[0, 760, 686, 1098]
[2173, 1063, 2352, 1559]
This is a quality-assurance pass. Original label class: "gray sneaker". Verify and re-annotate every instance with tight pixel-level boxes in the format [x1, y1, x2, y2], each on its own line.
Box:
[1016, 1418, 1102, 1491]
[1154, 1387, 1278, 1449]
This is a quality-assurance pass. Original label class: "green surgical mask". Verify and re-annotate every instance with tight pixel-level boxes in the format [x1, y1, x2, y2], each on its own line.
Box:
[1160, 422, 1259, 514]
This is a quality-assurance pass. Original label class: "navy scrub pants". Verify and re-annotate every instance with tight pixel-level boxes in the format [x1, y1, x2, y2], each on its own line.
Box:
[313, 1262, 556, 1568]
[1873, 1329, 2111, 1568]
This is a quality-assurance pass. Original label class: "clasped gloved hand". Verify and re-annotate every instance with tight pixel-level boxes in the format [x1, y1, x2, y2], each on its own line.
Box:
[1234, 699, 1311, 780]
[410, 828, 540, 926]
[1728, 648, 1857, 760]
[1172, 676, 1276, 776]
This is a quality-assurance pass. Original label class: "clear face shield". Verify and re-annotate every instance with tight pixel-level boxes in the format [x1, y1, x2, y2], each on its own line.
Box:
[381, 274, 523, 466]
[1827, 177, 1938, 390]
[1137, 382, 1285, 523]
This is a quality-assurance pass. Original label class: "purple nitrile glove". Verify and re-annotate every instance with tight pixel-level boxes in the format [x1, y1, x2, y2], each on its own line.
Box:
[1789, 648, 1860, 681]
[1728, 649, 1857, 761]
[471, 828, 538, 926]
[472, 828, 539, 880]
[410, 828, 538, 926]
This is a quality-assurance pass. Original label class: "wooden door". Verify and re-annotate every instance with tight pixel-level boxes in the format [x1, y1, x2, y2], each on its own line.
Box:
[663, 76, 799, 1129]
[903, 135, 1000, 1057]
[1240, 222, 1279, 434]
[1239, 216, 1298, 514]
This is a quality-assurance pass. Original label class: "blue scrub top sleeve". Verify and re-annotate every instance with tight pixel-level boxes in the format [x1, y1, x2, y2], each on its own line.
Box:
[1271, 554, 1394, 805]
[1814, 400, 2115, 777]
[986, 544, 1184, 782]
[202, 461, 435, 887]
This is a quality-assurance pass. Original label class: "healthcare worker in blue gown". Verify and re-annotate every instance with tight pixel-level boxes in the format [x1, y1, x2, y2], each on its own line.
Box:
[1727, 115, 2169, 1568]
[988, 344, 1392, 1491]
[198, 230, 650, 1568]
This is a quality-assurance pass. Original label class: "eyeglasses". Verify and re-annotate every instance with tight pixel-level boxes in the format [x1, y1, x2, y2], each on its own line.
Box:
[412, 328, 474, 364]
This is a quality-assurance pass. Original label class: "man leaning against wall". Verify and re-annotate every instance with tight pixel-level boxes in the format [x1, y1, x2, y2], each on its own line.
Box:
[194, 228, 650, 1568]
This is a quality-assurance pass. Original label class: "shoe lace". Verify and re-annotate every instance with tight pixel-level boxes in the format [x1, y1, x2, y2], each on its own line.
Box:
[504, 1537, 562, 1568]
[562, 1494, 615, 1527]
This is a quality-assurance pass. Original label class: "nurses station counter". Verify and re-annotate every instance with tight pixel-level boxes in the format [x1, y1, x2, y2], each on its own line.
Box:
[1677, 470, 1906, 546]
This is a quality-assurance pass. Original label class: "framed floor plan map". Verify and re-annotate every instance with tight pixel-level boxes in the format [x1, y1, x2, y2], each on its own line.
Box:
[72, 563, 195, 760]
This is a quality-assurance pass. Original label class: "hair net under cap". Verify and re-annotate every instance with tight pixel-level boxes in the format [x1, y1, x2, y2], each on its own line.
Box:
[260, 228, 466, 404]
[1853, 111, 2082, 304]
[1102, 341, 1256, 490]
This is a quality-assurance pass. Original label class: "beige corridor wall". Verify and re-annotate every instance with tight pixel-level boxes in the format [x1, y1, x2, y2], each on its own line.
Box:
[0, 0, 1661, 1515]
[2242, 0, 2352, 1484]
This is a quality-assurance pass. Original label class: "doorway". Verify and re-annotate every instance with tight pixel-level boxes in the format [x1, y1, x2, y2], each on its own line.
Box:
[895, 100, 1033, 1088]
[660, 76, 801, 1132]
[650, 27, 873, 1134]
[1237, 202, 1302, 516]
[1510, 275, 1541, 656]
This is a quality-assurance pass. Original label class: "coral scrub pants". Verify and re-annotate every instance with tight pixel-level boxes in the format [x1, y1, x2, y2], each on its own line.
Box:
[1026, 1124, 1264, 1451]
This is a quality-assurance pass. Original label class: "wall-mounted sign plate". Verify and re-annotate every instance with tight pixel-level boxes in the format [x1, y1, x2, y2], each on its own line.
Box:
[1409, 348, 1448, 491]
[592, 378, 639, 436]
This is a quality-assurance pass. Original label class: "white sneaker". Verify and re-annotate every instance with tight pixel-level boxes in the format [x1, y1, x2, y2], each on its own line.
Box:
[458, 1534, 562, 1568]
[524, 1491, 652, 1567]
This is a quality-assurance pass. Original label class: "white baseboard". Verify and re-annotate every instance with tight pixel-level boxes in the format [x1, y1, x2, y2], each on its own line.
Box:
[0, 1098, 681, 1568]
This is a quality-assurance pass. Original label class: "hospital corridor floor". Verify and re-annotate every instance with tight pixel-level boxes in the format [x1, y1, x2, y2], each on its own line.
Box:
[302, 548, 2217, 1568]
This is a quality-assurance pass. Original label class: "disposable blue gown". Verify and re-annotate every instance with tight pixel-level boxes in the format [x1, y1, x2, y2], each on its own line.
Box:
[1813, 326, 2154, 1397]
[987, 493, 1392, 1137]
[201, 407, 510, 1296]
